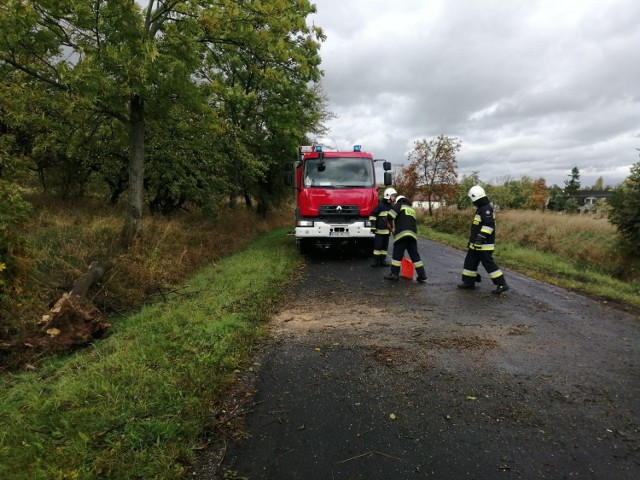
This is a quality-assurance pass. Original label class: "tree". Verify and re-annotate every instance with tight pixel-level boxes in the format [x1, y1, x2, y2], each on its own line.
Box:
[0, 0, 324, 246]
[456, 171, 481, 209]
[408, 135, 461, 215]
[493, 176, 533, 210]
[592, 176, 604, 191]
[609, 153, 640, 244]
[547, 185, 566, 211]
[529, 177, 548, 210]
[392, 163, 419, 202]
[565, 166, 581, 195]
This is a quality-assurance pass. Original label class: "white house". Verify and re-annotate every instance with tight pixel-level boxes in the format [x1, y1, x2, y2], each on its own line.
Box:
[412, 194, 445, 211]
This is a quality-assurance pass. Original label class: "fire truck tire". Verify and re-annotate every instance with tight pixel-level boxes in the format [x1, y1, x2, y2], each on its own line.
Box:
[298, 239, 314, 255]
[359, 238, 375, 256]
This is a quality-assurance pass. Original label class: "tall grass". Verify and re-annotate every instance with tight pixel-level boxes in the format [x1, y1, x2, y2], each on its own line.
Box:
[0, 229, 301, 479]
[497, 210, 623, 276]
[2, 195, 293, 359]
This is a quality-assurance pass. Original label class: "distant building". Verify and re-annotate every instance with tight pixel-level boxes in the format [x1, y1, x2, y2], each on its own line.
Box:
[412, 194, 445, 211]
[570, 190, 614, 213]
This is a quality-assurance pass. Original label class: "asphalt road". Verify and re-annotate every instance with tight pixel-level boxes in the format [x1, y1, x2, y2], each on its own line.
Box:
[195, 238, 639, 479]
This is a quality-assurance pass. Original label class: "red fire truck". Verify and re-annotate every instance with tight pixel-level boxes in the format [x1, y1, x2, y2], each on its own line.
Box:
[287, 144, 392, 254]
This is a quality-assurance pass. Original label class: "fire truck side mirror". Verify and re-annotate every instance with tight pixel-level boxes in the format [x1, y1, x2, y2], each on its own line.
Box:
[383, 161, 391, 171]
[285, 171, 293, 186]
[384, 171, 392, 186]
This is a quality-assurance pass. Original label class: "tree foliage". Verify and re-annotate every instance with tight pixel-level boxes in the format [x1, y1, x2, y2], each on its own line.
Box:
[455, 171, 481, 209]
[609, 155, 640, 244]
[529, 177, 548, 210]
[487, 176, 534, 210]
[408, 135, 460, 215]
[392, 163, 419, 201]
[0, 0, 325, 245]
[565, 166, 581, 195]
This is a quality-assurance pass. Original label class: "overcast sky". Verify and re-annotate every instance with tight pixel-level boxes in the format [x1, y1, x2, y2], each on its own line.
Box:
[308, 0, 640, 187]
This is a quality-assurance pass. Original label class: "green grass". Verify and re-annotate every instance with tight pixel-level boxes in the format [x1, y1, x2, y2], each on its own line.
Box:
[0, 229, 301, 480]
[420, 226, 640, 309]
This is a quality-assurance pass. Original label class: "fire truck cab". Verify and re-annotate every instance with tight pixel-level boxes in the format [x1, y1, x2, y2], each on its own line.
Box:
[287, 145, 392, 254]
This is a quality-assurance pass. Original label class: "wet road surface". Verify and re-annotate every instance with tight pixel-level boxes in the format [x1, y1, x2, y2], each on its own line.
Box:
[199, 238, 639, 479]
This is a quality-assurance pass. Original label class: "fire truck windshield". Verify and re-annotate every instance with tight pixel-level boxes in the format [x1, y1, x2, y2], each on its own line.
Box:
[303, 158, 373, 188]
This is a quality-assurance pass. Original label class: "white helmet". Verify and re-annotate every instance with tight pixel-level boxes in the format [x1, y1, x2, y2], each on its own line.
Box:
[468, 185, 486, 202]
[383, 187, 397, 200]
[394, 195, 406, 203]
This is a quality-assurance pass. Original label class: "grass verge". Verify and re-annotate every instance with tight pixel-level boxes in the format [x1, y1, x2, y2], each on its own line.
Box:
[421, 227, 640, 310]
[0, 229, 301, 480]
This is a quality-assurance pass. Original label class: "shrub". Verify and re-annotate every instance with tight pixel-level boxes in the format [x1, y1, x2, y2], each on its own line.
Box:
[0, 181, 32, 298]
[425, 208, 469, 236]
[609, 161, 640, 245]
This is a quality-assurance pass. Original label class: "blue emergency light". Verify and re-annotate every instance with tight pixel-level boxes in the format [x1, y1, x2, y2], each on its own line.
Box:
[315, 145, 323, 152]
[353, 145, 361, 152]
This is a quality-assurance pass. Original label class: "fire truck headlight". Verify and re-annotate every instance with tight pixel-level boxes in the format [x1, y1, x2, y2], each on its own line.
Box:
[298, 220, 314, 227]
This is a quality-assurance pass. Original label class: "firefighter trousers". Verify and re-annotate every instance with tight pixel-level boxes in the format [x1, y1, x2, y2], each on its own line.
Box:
[461, 249, 506, 286]
[373, 233, 390, 259]
[390, 237, 426, 278]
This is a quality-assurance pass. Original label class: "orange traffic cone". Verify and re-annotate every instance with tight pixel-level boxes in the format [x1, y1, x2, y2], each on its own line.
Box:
[401, 258, 414, 279]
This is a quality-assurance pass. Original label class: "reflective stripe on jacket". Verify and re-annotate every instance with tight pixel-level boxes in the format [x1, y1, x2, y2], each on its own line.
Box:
[369, 199, 392, 234]
[388, 199, 418, 244]
[468, 198, 496, 251]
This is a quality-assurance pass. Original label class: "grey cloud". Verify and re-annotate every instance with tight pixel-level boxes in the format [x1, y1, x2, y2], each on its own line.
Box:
[311, 0, 640, 186]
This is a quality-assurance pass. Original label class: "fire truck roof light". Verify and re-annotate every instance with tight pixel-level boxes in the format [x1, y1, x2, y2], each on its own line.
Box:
[353, 145, 361, 152]
[315, 145, 323, 152]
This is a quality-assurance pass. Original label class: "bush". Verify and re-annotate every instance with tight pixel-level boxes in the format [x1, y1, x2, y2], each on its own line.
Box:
[425, 208, 470, 236]
[0, 181, 32, 298]
[609, 161, 640, 245]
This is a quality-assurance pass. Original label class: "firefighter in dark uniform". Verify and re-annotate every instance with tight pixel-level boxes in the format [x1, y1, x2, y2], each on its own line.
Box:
[369, 187, 396, 267]
[384, 193, 427, 282]
[458, 185, 510, 294]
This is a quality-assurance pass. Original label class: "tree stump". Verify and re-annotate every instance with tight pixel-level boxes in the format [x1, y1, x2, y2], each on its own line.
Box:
[34, 261, 113, 351]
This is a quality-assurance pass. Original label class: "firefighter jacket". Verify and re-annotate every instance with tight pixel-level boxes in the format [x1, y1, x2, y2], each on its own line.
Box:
[388, 197, 418, 243]
[369, 199, 392, 235]
[468, 197, 496, 251]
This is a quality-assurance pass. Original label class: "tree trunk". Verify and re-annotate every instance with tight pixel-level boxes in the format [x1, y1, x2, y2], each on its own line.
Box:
[121, 94, 145, 248]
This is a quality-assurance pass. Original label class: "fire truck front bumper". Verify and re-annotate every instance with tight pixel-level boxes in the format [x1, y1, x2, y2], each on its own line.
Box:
[295, 220, 373, 239]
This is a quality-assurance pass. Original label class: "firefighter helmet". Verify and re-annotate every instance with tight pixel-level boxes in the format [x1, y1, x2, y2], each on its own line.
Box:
[394, 195, 406, 203]
[468, 185, 486, 201]
[383, 187, 397, 200]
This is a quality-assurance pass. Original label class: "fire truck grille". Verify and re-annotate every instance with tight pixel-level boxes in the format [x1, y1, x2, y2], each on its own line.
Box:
[319, 205, 360, 218]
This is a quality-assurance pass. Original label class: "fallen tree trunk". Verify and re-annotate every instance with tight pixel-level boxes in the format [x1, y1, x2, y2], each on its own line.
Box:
[32, 261, 114, 351]
[70, 261, 114, 299]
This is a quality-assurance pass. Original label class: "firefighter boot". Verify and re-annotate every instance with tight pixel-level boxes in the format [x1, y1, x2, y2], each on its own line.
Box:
[492, 284, 510, 295]
[379, 258, 390, 267]
[416, 267, 427, 283]
[370, 257, 380, 268]
[384, 271, 399, 281]
[457, 282, 475, 290]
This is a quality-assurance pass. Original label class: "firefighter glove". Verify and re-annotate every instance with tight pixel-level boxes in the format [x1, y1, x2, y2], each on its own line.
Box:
[473, 234, 486, 248]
